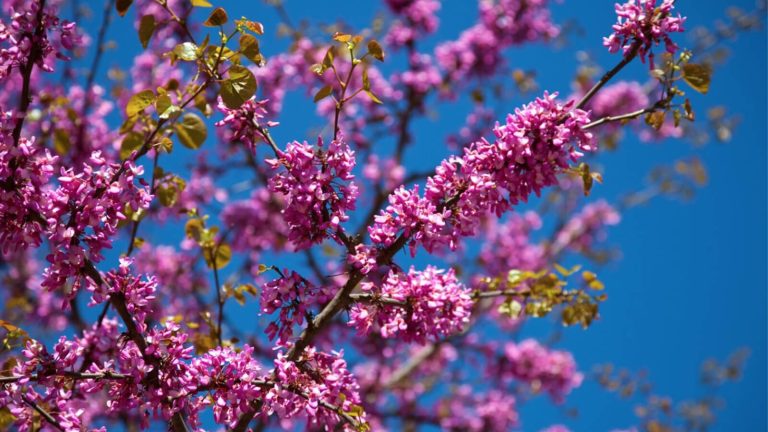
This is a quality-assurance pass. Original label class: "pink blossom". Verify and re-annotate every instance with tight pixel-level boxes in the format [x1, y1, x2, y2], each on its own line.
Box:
[215, 97, 276, 153]
[369, 92, 594, 255]
[268, 348, 366, 429]
[0, 133, 56, 252]
[603, 0, 685, 68]
[261, 270, 320, 346]
[553, 200, 621, 254]
[497, 339, 583, 402]
[349, 266, 473, 344]
[438, 386, 519, 431]
[267, 136, 358, 250]
[41, 152, 152, 293]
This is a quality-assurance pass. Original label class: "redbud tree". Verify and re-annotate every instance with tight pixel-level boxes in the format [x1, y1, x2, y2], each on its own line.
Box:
[0, 0, 760, 431]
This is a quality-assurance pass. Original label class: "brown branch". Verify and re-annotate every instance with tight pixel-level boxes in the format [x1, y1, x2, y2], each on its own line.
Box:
[573, 44, 640, 111]
[20, 394, 65, 432]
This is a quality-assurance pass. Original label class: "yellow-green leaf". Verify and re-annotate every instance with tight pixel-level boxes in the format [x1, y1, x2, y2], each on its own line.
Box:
[204, 7, 228, 27]
[681, 63, 711, 94]
[365, 89, 382, 104]
[120, 131, 145, 160]
[239, 34, 262, 64]
[367, 40, 384, 61]
[138, 15, 156, 49]
[185, 219, 205, 242]
[126, 89, 156, 118]
[313, 85, 333, 103]
[174, 113, 207, 149]
[190, 0, 213, 6]
[173, 42, 199, 61]
[53, 129, 71, 155]
[219, 65, 257, 109]
[205, 244, 232, 269]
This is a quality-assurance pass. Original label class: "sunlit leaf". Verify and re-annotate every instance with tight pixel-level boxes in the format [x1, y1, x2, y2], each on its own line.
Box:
[120, 131, 144, 160]
[174, 113, 207, 149]
[205, 243, 231, 269]
[681, 63, 712, 94]
[190, 0, 213, 6]
[367, 40, 384, 61]
[332, 32, 352, 42]
[313, 85, 333, 103]
[126, 89, 156, 118]
[219, 65, 257, 109]
[239, 34, 262, 64]
[185, 219, 204, 242]
[173, 42, 199, 62]
[204, 7, 228, 27]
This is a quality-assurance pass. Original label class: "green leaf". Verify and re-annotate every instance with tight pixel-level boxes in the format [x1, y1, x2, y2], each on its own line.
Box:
[116, 0, 133, 17]
[239, 34, 262, 64]
[53, 129, 71, 155]
[190, 0, 213, 6]
[156, 136, 174, 153]
[158, 176, 186, 207]
[313, 85, 333, 103]
[219, 65, 257, 109]
[126, 89, 156, 118]
[204, 7, 228, 27]
[174, 113, 207, 149]
[365, 89, 382, 104]
[185, 219, 205, 242]
[681, 63, 711, 94]
[173, 42, 199, 62]
[120, 131, 145, 160]
[361, 68, 370, 90]
[156, 94, 181, 120]
[205, 244, 232, 269]
[367, 40, 384, 61]
[138, 15, 156, 49]
[322, 47, 334, 69]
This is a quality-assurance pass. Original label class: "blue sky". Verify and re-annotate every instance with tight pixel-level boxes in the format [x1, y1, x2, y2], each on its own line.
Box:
[75, 0, 766, 430]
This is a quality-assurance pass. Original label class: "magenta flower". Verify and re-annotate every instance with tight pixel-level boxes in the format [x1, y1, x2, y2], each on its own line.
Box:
[267, 136, 358, 250]
[349, 266, 473, 344]
[603, 0, 685, 67]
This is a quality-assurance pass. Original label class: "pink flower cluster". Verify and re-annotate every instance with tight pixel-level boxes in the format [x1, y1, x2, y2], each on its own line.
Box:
[436, 0, 558, 83]
[589, 80, 650, 119]
[134, 243, 209, 319]
[603, 0, 685, 67]
[362, 154, 406, 191]
[384, 0, 441, 48]
[222, 187, 292, 259]
[349, 266, 473, 344]
[42, 152, 152, 292]
[269, 348, 366, 429]
[0, 134, 56, 252]
[185, 345, 265, 428]
[497, 339, 583, 402]
[88, 258, 158, 333]
[215, 97, 276, 153]
[0, 0, 81, 80]
[553, 200, 621, 254]
[261, 270, 320, 345]
[392, 52, 442, 96]
[480, 211, 546, 276]
[438, 386, 519, 431]
[267, 137, 358, 250]
[369, 92, 594, 255]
